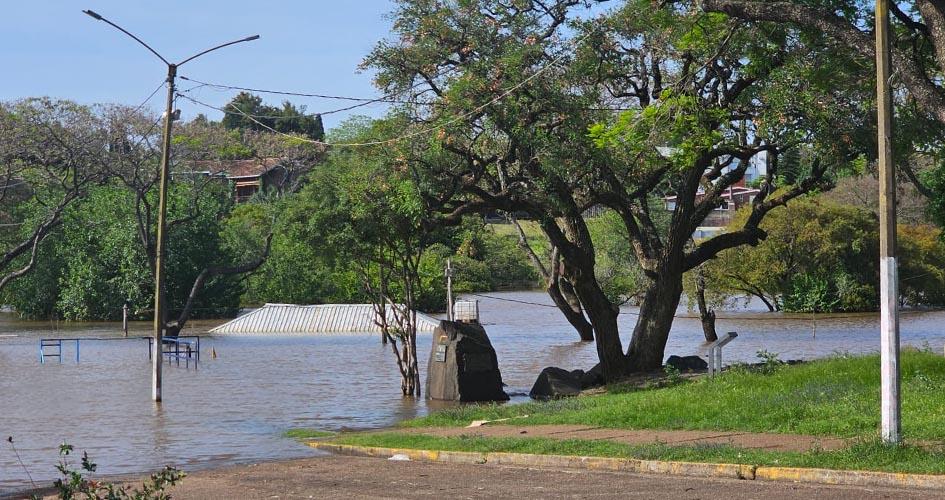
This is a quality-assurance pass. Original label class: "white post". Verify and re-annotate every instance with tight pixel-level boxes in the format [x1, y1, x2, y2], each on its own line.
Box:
[122, 302, 129, 337]
[446, 258, 454, 321]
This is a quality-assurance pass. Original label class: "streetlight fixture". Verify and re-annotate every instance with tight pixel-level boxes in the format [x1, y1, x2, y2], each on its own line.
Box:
[83, 9, 259, 402]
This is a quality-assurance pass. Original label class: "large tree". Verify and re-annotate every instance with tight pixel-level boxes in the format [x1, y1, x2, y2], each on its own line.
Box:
[0, 99, 111, 292]
[701, 0, 945, 197]
[365, 0, 869, 380]
[101, 108, 279, 335]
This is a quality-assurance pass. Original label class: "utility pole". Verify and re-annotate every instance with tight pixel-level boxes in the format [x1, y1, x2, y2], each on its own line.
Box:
[151, 64, 176, 402]
[83, 9, 258, 402]
[875, 0, 901, 444]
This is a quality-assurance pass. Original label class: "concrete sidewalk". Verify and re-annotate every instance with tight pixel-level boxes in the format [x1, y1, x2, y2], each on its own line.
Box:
[402, 424, 849, 452]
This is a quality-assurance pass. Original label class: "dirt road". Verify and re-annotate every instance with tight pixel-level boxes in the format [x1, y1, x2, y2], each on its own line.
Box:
[150, 454, 941, 499]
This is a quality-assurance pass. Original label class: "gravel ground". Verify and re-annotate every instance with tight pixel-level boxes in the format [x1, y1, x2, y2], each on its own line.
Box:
[107, 454, 945, 500]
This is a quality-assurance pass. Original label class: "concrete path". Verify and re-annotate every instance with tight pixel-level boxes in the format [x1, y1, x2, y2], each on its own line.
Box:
[129, 455, 942, 499]
[403, 424, 849, 452]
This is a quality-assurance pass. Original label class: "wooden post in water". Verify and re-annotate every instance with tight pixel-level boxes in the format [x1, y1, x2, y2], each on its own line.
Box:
[122, 301, 129, 337]
[875, 0, 901, 444]
[445, 258, 454, 321]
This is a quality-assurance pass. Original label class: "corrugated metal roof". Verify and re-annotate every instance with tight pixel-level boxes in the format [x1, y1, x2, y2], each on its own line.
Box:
[209, 303, 440, 335]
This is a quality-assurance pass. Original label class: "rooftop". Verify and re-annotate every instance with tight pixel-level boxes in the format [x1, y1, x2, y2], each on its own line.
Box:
[190, 158, 284, 179]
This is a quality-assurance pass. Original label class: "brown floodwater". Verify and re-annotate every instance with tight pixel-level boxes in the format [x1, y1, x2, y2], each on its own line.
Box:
[1, 290, 944, 493]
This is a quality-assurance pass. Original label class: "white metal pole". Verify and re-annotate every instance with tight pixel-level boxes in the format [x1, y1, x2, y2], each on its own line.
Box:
[446, 258, 454, 321]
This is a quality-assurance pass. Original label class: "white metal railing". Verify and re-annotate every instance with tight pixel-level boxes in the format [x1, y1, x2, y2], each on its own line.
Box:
[708, 332, 738, 377]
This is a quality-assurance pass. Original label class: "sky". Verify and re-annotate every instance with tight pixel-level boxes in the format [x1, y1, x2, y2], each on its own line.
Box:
[1, 1, 398, 130]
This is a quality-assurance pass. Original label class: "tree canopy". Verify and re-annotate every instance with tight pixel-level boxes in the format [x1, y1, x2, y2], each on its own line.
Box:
[221, 92, 325, 141]
[361, 0, 872, 379]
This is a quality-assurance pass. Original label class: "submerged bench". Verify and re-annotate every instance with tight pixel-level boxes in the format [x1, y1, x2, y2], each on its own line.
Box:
[148, 336, 201, 366]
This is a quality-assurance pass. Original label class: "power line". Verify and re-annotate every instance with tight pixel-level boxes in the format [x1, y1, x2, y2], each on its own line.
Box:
[462, 292, 896, 321]
[182, 90, 431, 118]
[179, 75, 422, 105]
[178, 27, 596, 148]
[130, 80, 166, 114]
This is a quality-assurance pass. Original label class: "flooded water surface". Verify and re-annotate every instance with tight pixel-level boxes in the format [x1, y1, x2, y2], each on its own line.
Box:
[2, 291, 944, 493]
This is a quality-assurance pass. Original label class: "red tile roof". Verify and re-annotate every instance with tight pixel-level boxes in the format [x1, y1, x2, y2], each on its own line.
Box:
[192, 158, 282, 179]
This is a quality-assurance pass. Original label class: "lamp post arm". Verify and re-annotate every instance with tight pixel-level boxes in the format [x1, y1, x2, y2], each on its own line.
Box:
[177, 35, 260, 67]
[82, 10, 170, 66]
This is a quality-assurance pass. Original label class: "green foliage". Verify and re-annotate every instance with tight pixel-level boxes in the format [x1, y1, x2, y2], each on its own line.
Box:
[702, 195, 945, 312]
[925, 160, 945, 232]
[755, 350, 784, 375]
[221, 92, 324, 141]
[782, 273, 842, 313]
[233, 119, 539, 311]
[702, 197, 880, 313]
[662, 364, 682, 386]
[587, 209, 667, 304]
[899, 225, 945, 306]
[53, 442, 184, 500]
[3, 182, 242, 320]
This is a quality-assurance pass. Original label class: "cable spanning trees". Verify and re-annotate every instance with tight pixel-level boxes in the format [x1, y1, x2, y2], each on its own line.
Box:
[365, 0, 871, 380]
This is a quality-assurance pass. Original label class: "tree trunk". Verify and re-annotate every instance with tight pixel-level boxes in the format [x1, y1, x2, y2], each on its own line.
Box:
[164, 233, 272, 338]
[510, 220, 594, 341]
[755, 292, 777, 312]
[571, 275, 626, 381]
[696, 268, 718, 343]
[548, 277, 594, 341]
[625, 268, 685, 372]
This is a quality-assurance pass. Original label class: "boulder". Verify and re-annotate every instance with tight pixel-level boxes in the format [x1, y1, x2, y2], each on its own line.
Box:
[529, 367, 583, 400]
[578, 363, 604, 389]
[426, 321, 509, 402]
[665, 355, 708, 372]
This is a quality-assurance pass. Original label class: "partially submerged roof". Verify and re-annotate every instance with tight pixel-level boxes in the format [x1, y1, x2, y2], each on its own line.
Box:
[209, 303, 441, 335]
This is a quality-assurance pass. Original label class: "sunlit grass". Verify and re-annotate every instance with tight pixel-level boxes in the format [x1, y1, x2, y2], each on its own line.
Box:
[405, 351, 945, 441]
[284, 428, 336, 439]
[329, 432, 945, 475]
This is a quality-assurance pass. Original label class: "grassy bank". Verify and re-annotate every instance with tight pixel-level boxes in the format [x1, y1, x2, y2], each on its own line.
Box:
[328, 432, 945, 475]
[404, 350, 945, 440]
[293, 352, 945, 475]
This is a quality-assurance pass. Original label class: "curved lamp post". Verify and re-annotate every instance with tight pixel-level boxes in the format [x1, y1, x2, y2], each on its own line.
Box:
[83, 9, 258, 402]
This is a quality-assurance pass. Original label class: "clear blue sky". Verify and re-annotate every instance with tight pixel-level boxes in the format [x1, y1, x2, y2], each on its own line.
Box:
[2, 1, 397, 130]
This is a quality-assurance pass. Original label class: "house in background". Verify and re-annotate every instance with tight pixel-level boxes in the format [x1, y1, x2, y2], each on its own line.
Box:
[662, 152, 768, 240]
[188, 158, 301, 202]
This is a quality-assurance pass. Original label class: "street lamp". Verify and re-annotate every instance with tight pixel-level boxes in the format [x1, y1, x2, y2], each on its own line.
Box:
[83, 9, 258, 402]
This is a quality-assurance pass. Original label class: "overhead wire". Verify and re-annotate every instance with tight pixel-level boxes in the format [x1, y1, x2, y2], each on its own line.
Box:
[178, 26, 598, 148]
[461, 292, 894, 321]
[130, 80, 167, 114]
[179, 75, 423, 106]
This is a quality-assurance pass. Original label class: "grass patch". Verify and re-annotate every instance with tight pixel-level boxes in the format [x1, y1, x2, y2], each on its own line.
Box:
[284, 428, 336, 439]
[328, 432, 945, 475]
[405, 351, 945, 441]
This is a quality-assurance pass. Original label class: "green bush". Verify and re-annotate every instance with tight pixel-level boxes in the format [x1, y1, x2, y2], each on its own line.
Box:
[3, 183, 242, 320]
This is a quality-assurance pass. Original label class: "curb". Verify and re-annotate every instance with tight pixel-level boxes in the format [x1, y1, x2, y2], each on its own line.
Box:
[308, 442, 945, 490]
[308, 443, 755, 480]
